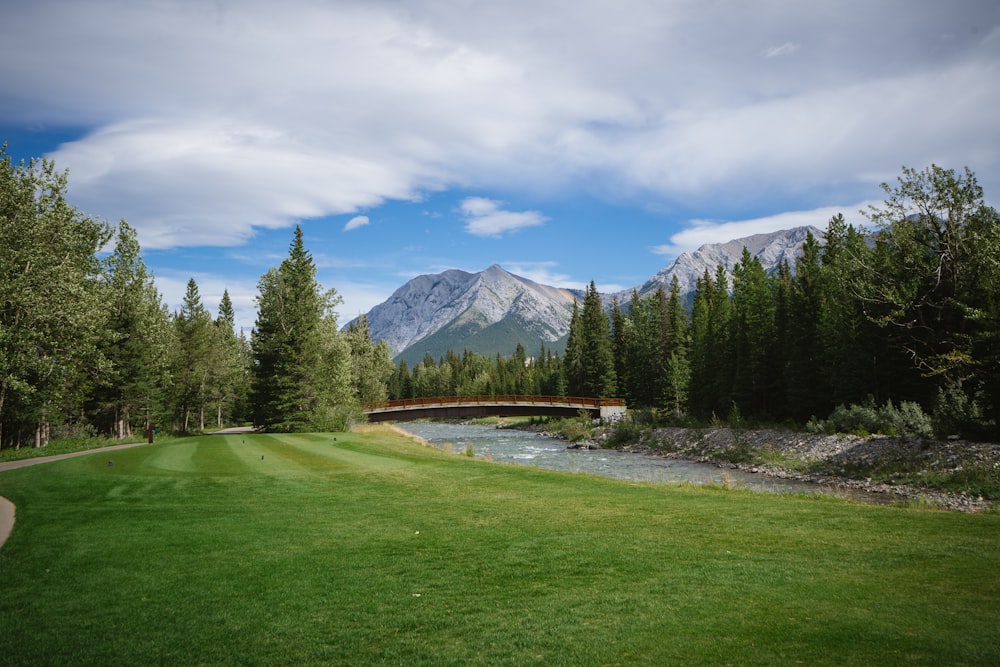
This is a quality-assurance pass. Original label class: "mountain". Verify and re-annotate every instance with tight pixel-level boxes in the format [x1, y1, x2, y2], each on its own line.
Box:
[361, 264, 576, 364]
[359, 227, 824, 363]
[621, 225, 823, 303]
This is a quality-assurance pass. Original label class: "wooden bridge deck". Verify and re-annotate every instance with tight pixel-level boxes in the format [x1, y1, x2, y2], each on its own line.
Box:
[362, 395, 626, 422]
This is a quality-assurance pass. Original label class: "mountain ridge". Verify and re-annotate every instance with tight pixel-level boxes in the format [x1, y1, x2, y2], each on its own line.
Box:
[356, 226, 824, 362]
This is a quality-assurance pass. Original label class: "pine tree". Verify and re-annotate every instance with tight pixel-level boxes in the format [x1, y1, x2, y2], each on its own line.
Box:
[731, 248, 775, 419]
[173, 278, 213, 432]
[250, 226, 353, 431]
[783, 232, 827, 420]
[208, 289, 249, 427]
[579, 281, 617, 398]
[564, 299, 584, 396]
[610, 298, 632, 402]
[662, 276, 690, 416]
[94, 220, 172, 438]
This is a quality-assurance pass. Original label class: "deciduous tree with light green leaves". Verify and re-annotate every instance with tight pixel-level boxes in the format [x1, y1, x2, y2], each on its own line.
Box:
[0, 144, 111, 447]
[859, 165, 1000, 436]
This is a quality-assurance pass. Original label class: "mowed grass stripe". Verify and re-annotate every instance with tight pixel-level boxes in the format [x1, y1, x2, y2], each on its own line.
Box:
[250, 431, 422, 475]
[1, 427, 997, 665]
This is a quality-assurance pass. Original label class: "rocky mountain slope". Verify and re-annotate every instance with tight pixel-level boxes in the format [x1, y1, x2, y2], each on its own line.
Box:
[363, 264, 576, 361]
[623, 225, 822, 302]
[360, 226, 824, 361]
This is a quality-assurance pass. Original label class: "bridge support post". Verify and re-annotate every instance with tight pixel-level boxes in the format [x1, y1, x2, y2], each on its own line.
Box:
[600, 404, 627, 422]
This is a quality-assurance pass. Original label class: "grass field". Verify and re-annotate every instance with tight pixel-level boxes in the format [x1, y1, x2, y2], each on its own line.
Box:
[1, 426, 998, 665]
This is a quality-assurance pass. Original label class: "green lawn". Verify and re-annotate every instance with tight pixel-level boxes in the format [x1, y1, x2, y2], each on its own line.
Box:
[1, 427, 997, 665]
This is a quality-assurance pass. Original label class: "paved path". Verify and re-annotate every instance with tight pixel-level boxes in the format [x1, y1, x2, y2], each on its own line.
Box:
[0, 430, 258, 549]
[0, 440, 152, 551]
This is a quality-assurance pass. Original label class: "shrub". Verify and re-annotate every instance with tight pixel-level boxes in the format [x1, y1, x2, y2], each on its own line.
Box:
[556, 412, 595, 442]
[816, 398, 933, 439]
[932, 381, 988, 439]
[606, 415, 641, 446]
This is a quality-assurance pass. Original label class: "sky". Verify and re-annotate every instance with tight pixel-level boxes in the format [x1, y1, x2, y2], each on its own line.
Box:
[3, 0, 999, 334]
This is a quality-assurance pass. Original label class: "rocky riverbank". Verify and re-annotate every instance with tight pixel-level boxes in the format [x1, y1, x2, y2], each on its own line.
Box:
[599, 426, 1000, 512]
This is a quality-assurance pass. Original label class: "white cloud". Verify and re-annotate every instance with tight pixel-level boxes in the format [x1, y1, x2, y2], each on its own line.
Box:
[764, 42, 800, 58]
[2, 0, 997, 248]
[504, 262, 586, 290]
[651, 203, 877, 258]
[154, 272, 259, 335]
[460, 198, 548, 237]
[344, 215, 369, 231]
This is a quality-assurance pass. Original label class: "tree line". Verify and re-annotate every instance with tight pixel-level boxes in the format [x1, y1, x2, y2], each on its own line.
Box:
[0, 146, 390, 447]
[390, 165, 999, 440]
[3, 145, 997, 445]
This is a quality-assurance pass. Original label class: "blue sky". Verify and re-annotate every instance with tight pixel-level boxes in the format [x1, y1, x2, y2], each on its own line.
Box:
[3, 1, 999, 333]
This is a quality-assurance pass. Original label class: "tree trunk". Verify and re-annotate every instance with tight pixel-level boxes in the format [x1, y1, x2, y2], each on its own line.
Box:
[35, 402, 50, 447]
[0, 379, 5, 449]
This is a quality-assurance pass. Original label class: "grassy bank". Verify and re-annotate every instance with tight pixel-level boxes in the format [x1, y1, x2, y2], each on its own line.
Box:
[1, 426, 998, 665]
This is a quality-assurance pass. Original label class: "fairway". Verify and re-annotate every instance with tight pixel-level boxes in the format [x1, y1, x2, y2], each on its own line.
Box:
[1, 428, 998, 665]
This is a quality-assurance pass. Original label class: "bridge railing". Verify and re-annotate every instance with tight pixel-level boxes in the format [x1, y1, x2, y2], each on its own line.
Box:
[363, 395, 626, 412]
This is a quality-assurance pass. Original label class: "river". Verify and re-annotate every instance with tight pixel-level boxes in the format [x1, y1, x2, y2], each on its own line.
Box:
[398, 421, 885, 501]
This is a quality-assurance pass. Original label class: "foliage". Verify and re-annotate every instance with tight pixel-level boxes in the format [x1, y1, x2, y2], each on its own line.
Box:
[90, 220, 174, 438]
[808, 398, 934, 438]
[250, 227, 360, 432]
[569, 281, 617, 397]
[549, 412, 595, 442]
[0, 145, 111, 448]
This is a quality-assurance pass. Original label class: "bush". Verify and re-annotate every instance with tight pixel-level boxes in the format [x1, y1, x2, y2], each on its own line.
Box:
[932, 381, 989, 439]
[606, 415, 641, 446]
[554, 411, 595, 442]
[815, 398, 933, 438]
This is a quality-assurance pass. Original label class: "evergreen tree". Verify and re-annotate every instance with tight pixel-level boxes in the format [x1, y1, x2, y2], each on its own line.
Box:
[819, 215, 876, 408]
[610, 298, 633, 401]
[625, 290, 662, 407]
[564, 299, 584, 396]
[662, 276, 690, 416]
[688, 267, 733, 419]
[93, 220, 172, 438]
[250, 226, 353, 431]
[578, 281, 617, 397]
[730, 249, 775, 419]
[208, 289, 249, 427]
[784, 232, 829, 420]
[388, 359, 413, 400]
[172, 278, 213, 432]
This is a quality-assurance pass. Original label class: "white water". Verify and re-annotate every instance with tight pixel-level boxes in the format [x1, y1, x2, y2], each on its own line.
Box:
[398, 422, 883, 501]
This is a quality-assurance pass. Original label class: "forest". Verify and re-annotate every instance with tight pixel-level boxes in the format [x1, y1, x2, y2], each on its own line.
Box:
[0, 145, 392, 448]
[2, 143, 998, 447]
[388, 165, 1000, 441]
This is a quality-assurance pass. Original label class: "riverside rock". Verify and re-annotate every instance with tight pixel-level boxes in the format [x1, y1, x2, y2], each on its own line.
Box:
[617, 426, 999, 512]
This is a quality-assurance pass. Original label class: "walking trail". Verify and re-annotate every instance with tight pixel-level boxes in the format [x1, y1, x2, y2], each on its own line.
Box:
[0, 429, 254, 550]
[0, 441, 152, 551]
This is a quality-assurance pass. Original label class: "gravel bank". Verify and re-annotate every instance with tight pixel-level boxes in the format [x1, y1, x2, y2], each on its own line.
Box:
[609, 426, 999, 512]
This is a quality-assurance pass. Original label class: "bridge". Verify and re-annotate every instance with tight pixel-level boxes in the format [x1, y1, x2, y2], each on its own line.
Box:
[362, 395, 627, 423]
